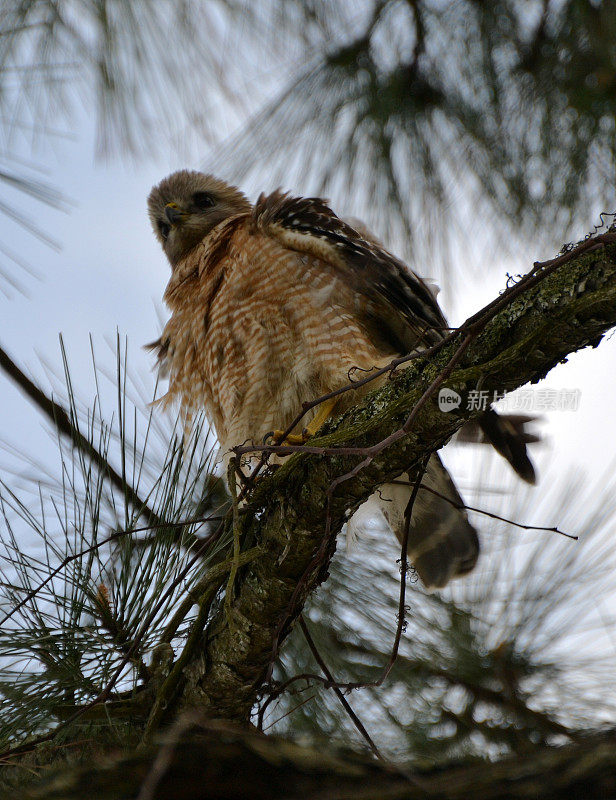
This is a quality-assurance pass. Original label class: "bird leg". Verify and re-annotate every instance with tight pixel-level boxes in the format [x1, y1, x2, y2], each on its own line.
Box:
[272, 397, 339, 445]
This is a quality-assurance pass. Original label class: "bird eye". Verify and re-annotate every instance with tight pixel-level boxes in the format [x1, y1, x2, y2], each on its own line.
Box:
[158, 221, 170, 240]
[192, 191, 215, 209]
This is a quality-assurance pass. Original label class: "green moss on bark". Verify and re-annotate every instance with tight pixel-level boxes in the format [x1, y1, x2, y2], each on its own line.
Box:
[177, 241, 616, 721]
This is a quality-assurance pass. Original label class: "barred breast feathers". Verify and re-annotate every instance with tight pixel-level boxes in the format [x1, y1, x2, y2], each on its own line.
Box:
[148, 213, 249, 415]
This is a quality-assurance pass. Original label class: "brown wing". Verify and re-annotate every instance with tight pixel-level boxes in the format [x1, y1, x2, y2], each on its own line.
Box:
[254, 189, 536, 484]
[254, 190, 448, 351]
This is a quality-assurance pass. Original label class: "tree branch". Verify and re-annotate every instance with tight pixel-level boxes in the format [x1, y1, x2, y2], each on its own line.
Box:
[23, 718, 616, 800]
[170, 235, 616, 722]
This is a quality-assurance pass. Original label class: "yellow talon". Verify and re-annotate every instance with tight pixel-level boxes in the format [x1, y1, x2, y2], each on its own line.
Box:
[271, 430, 308, 445]
[271, 398, 339, 445]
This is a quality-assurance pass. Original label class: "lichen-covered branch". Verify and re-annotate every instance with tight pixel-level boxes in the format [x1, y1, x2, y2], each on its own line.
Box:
[177, 237, 616, 721]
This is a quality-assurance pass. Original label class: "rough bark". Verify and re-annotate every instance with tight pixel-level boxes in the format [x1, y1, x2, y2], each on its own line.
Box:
[24, 718, 616, 800]
[171, 236, 616, 721]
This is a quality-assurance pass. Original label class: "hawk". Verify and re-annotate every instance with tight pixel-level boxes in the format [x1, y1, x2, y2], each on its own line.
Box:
[147, 171, 535, 589]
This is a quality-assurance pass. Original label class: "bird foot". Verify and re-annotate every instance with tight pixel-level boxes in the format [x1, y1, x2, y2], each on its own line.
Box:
[269, 429, 309, 445]
[266, 398, 340, 446]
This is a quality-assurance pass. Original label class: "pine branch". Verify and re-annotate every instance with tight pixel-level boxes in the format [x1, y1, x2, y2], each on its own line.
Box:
[0, 343, 162, 528]
[174, 234, 616, 721]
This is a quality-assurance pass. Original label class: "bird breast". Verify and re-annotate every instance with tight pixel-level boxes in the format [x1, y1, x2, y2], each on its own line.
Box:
[160, 224, 388, 459]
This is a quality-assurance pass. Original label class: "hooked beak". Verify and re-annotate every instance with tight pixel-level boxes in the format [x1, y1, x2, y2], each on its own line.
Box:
[165, 202, 187, 225]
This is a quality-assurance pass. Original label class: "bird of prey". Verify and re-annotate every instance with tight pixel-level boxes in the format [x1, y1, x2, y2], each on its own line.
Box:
[147, 171, 535, 589]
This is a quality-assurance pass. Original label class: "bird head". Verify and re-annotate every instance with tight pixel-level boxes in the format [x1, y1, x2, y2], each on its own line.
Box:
[147, 170, 251, 269]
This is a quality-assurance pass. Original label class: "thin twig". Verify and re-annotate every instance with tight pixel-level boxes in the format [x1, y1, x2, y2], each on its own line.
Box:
[390, 480, 578, 540]
[299, 616, 383, 761]
[378, 463, 426, 685]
